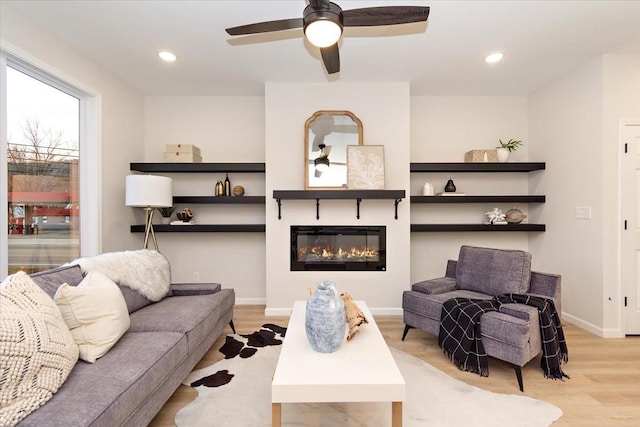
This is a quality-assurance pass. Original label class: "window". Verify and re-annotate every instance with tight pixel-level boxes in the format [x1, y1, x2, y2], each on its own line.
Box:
[1, 51, 99, 277]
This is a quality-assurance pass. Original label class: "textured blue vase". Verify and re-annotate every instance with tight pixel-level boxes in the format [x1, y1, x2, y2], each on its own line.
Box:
[305, 281, 346, 353]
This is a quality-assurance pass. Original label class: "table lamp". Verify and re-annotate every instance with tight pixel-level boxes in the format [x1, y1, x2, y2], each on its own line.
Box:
[125, 174, 173, 250]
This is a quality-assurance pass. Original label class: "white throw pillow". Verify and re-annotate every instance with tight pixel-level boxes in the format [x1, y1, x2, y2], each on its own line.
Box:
[0, 271, 79, 426]
[54, 271, 130, 363]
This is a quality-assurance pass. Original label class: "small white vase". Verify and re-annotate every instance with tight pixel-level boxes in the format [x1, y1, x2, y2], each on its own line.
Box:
[161, 217, 171, 224]
[496, 148, 509, 163]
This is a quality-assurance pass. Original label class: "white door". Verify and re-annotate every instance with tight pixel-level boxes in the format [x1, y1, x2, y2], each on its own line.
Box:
[622, 122, 640, 334]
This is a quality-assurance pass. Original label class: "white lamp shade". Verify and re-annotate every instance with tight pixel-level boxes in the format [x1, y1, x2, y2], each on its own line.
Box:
[126, 175, 173, 207]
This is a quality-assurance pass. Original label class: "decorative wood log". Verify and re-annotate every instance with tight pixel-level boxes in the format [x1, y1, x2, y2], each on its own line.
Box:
[341, 292, 368, 341]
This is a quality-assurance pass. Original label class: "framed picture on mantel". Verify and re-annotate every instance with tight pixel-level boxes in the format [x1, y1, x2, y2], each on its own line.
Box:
[347, 145, 385, 189]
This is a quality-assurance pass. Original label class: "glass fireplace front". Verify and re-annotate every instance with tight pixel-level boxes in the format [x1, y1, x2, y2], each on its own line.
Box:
[291, 225, 386, 271]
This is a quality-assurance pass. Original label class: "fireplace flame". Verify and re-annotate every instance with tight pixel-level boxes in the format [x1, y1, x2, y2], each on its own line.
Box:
[298, 245, 379, 262]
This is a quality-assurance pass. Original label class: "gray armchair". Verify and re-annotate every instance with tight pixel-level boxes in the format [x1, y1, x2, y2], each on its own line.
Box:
[402, 245, 561, 391]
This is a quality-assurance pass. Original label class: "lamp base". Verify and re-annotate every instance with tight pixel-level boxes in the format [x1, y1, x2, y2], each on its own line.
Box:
[143, 207, 159, 251]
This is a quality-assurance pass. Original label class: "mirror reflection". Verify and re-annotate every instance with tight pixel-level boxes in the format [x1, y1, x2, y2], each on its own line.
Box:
[305, 110, 363, 189]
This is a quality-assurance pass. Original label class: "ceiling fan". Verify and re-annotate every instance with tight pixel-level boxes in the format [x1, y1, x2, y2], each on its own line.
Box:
[314, 143, 332, 177]
[225, 0, 430, 74]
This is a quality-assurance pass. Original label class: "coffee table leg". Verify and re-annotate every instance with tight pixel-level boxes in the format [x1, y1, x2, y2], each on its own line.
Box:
[272, 403, 281, 427]
[392, 401, 402, 427]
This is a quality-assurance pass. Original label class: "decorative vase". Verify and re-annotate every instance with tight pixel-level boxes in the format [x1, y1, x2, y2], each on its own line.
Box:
[506, 207, 527, 224]
[497, 148, 509, 163]
[305, 281, 346, 353]
[444, 178, 456, 193]
[161, 217, 171, 224]
[232, 185, 245, 196]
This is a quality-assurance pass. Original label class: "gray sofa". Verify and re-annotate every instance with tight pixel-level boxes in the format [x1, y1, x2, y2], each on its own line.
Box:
[402, 245, 561, 391]
[18, 254, 235, 427]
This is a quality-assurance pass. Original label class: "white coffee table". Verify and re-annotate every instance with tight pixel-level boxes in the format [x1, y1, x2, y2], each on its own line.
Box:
[272, 300, 405, 426]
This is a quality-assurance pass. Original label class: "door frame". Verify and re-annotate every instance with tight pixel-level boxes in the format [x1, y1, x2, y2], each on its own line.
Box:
[619, 119, 640, 335]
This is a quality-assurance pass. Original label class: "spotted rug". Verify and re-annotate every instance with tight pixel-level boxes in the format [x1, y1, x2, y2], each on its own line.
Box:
[175, 324, 562, 426]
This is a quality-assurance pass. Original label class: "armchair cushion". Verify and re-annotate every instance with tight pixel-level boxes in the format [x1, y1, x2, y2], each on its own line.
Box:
[456, 245, 531, 295]
[411, 277, 456, 295]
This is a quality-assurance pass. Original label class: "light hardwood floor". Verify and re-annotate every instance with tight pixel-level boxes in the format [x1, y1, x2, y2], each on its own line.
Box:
[150, 305, 640, 426]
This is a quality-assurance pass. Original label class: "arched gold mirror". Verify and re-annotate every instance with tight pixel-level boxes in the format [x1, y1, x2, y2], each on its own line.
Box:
[304, 110, 363, 190]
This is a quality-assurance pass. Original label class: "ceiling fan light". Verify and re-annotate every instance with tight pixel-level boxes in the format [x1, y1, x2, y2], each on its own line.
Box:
[314, 156, 330, 172]
[305, 20, 342, 48]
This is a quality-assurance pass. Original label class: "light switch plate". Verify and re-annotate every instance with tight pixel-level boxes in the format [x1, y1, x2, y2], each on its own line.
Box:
[576, 207, 592, 219]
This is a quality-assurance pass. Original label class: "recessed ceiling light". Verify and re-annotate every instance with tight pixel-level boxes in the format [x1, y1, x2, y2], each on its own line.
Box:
[485, 52, 504, 63]
[158, 50, 177, 62]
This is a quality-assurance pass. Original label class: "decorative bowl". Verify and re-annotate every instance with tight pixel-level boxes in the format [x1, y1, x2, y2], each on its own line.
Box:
[232, 185, 245, 197]
[176, 208, 193, 222]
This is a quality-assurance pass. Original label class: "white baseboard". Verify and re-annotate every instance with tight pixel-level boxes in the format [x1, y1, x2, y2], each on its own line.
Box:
[265, 307, 292, 316]
[236, 297, 266, 305]
[562, 312, 624, 338]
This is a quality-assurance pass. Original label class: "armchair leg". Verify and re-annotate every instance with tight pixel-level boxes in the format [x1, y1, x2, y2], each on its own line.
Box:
[402, 324, 413, 341]
[513, 365, 524, 392]
[229, 320, 236, 334]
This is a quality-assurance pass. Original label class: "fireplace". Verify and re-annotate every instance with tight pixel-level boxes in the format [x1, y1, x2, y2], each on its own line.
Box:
[291, 225, 386, 271]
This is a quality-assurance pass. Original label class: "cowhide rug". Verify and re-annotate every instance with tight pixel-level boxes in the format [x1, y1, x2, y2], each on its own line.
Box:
[175, 324, 562, 426]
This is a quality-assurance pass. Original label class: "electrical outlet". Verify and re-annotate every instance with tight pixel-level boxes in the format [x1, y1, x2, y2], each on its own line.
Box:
[575, 207, 592, 219]
[193, 272, 200, 282]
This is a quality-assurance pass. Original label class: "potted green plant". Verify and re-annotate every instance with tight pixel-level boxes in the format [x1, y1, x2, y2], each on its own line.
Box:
[157, 207, 175, 224]
[496, 139, 523, 163]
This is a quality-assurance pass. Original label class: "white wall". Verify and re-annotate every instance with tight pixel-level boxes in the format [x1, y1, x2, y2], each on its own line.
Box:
[265, 83, 411, 315]
[601, 54, 640, 333]
[144, 96, 266, 303]
[529, 59, 604, 333]
[529, 54, 640, 336]
[0, 3, 144, 254]
[410, 96, 533, 283]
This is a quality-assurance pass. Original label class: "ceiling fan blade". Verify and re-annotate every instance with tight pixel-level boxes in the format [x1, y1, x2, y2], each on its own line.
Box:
[324, 145, 332, 157]
[342, 6, 430, 27]
[226, 18, 303, 36]
[320, 44, 340, 74]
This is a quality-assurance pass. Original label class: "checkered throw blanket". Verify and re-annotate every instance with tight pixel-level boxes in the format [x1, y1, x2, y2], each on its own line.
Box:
[438, 294, 569, 380]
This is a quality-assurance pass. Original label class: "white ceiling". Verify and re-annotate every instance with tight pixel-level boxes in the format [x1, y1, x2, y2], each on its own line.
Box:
[4, 0, 640, 96]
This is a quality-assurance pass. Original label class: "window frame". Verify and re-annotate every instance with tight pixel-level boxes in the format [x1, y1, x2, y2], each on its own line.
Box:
[0, 49, 101, 278]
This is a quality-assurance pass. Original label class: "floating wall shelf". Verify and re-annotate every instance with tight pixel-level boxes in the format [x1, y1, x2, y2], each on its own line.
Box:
[410, 224, 546, 232]
[411, 195, 545, 204]
[409, 162, 546, 233]
[130, 162, 265, 173]
[129, 162, 266, 233]
[410, 162, 545, 173]
[173, 196, 265, 204]
[272, 190, 406, 220]
[131, 224, 265, 233]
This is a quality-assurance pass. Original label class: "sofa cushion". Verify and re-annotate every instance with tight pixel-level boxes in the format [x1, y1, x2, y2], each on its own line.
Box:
[29, 264, 84, 299]
[480, 311, 531, 348]
[17, 331, 188, 427]
[411, 277, 456, 295]
[456, 246, 532, 295]
[402, 289, 490, 322]
[118, 285, 155, 313]
[129, 289, 235, 354]
[54, 272, 130, 363]
[0, 272, 79, 426]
